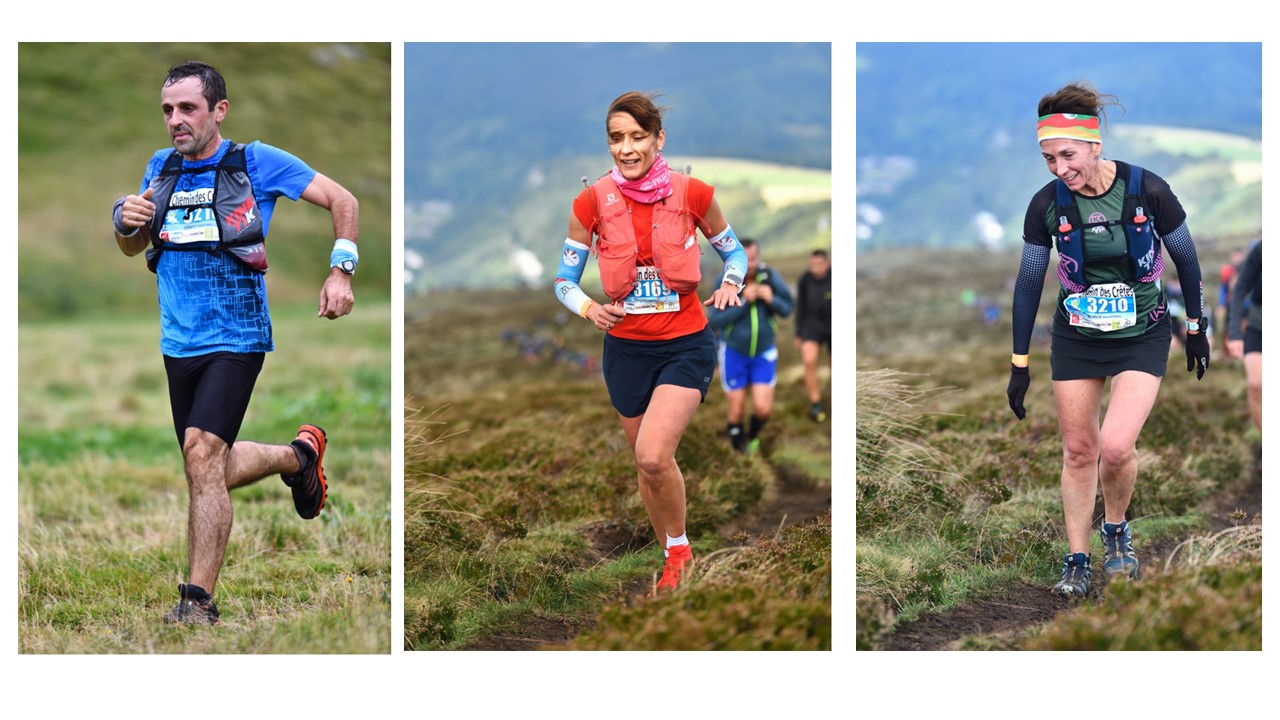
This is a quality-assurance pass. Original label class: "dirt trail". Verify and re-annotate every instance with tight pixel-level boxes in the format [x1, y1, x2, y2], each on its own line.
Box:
[461, 447, 832, 650]
[876, 444, 1262, 651]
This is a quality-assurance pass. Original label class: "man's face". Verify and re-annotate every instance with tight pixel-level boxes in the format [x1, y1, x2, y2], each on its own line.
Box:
[161, 77, 226, 161]
[808, 254, 829, 278]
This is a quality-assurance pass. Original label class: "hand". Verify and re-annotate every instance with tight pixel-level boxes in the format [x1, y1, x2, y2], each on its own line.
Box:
[757, 284, 774, 304]
[318, 267, 355, 319]
[1227, 339, 1244, 360]
[119, 188, 157, 232]
[1185, 330, 1210, 380]
[741, 283, 759, 303]
[588, 300, 626, 332]
[704, 282, 744, 310]
[1007, 364, 1030, 420]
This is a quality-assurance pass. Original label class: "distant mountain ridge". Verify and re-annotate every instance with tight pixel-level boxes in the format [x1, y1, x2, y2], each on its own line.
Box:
[856, 43, 1262, 249]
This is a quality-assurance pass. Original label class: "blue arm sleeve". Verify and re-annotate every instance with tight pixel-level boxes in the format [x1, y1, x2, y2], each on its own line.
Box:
[1162, 221, 1204, 321]
[1012, 243, 1051, 355]
[553, 237, 593, 315]
[708, 225, 747, 287]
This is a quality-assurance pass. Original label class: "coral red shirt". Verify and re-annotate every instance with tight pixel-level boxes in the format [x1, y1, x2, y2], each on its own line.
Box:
[573, 177, 715, 341]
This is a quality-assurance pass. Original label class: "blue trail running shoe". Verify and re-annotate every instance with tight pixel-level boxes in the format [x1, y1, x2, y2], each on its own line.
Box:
[1052, 552, 1091, 598]
[1101, 520, 1141, 580]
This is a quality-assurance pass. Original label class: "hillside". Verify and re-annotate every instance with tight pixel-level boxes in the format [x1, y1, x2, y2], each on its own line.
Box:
[18, 42, 392, 321]
[405, 156, 832, 292]
[855, 43, 1262, 250]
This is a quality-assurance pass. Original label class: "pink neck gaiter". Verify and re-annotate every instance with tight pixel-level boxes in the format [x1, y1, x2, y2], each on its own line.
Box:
[610, 154, 673, 204]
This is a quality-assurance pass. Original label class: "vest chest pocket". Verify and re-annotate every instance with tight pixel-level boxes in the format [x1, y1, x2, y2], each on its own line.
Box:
[651, 203, 700, 295]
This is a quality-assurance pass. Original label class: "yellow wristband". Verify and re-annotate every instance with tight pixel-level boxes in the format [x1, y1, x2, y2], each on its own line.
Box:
[1011, 353, 1029, 367]
[580, 299, 593, 319]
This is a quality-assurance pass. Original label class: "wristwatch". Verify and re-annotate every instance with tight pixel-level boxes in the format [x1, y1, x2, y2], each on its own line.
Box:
[724, 274, 744, 292]
[1185, 318, 1200, 333]
[336, 259, 356, 275]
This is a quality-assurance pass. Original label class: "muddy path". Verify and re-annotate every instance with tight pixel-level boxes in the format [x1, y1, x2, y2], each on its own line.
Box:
[461, 449, 833, 650]
[875, 443, 1262, 651]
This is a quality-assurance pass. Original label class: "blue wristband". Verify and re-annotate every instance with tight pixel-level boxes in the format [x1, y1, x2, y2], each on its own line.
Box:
[330, 238, 358, 269]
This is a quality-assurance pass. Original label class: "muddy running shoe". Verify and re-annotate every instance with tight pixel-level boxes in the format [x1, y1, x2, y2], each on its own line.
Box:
[654, 544, 694, 592]
[282, 424, 328, 519]
[809, 403, 827, 423]
[1052, 552, 1092, 598]
[162, 583, 220, 625]
[1101, 521, 1140, 580]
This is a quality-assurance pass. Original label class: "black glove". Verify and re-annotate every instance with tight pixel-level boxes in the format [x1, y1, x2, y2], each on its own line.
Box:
[1185, 330, 1210, 380]
[1007, 364, 1030, 420]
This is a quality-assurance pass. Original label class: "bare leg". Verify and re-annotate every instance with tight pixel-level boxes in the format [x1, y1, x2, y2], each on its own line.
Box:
[750, 383, 775, 420]
[801, 340, 822, 405]
[1245, 352, 1262, 432]
[725, 388, 747, 425]
[183, 429, 302, 592]
[1097, 371, 1163, 524]
[617, 385, 703, 545]
[1053, 378, 1104, 555]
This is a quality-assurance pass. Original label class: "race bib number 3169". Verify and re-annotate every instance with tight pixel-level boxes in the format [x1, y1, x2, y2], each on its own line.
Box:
[624, 266, 681, 315]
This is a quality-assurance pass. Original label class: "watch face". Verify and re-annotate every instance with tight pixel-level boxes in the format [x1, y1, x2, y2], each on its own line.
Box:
[339, 260, 356, 274]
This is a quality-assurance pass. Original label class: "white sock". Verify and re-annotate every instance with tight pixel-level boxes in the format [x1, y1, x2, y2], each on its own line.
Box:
[666, 533, 689, 550]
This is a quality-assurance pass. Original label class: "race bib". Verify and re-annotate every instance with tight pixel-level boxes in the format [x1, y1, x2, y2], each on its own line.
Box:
[624, 266, 681, 314]
[1064, 282, 1137, 332]
[159, 206, 220, 245]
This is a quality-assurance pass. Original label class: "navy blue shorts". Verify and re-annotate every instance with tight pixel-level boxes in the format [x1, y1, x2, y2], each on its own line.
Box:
[163, 351, 264, 447]
[602, 326, 717, 418]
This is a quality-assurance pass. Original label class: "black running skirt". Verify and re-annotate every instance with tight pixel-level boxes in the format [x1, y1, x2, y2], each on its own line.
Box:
[1050, 314, 1172, 381]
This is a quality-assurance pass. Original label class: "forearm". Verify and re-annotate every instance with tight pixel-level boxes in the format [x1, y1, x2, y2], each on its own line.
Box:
[708, 226, 747, 288]
[554, 238, 594, 317]
[328, 190, 359, 243]
[1012, 244, 1050, 356]
[1162, 222, 1203, 319]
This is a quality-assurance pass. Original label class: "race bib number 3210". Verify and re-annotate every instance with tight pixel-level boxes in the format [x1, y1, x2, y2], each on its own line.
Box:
[1064, 282, 1137, 332]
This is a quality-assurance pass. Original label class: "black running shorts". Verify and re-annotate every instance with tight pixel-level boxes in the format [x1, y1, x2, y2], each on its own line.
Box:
[602, 325, 717, 418]
[1245, 326, 1262, 355]
[1050, 314, 1172, 381]
[163, 352, 265, 447]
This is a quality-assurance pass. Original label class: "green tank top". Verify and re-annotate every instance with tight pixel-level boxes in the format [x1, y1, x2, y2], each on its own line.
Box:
[1044, 175, 1164, 339]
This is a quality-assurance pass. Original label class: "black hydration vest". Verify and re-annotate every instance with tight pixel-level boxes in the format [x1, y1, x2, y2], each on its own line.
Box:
[1052, 163, 1159, 293]
[145, 142, 268, 274]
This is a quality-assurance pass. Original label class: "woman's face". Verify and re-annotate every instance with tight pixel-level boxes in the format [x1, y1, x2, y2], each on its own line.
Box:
[1040, 138, 1103, 193]
[608, 112, 664, 181]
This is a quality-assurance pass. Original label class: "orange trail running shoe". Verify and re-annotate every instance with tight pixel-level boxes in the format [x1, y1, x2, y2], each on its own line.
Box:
[282, 424, 328, 519]
[655, 544, 694, 592]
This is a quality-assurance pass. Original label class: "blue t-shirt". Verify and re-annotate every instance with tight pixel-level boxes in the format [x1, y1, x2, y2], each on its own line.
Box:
[139, 140, 316, 357]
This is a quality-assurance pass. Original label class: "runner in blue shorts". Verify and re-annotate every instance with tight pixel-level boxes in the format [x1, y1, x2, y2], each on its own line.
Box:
[113, 61, 361, 624]
[708, 239, 793, 454]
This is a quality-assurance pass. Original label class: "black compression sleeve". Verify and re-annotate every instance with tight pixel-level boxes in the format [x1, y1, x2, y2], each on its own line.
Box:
[1162, 221, 1203, 320]
[1012, 243, 1050, 355]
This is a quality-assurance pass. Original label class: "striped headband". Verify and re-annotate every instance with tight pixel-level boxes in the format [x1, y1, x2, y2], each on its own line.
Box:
[1037, 113, 1101, 143]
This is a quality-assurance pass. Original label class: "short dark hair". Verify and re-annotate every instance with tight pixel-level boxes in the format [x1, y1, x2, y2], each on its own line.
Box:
[164, 61, 227, 111]
[741, 238, 759, 251]
[811, 249, 828, 260]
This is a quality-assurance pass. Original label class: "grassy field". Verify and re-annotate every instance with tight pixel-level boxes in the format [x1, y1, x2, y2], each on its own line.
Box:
[404, 253, 832, 650]
[18, 301, 392, 653]
[18, 42, 392, 321]
[855, 246, 1261, 651]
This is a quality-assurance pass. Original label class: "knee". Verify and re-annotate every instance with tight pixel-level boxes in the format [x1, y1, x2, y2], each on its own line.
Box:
[1099, 438, 1136, 469]
[635, 450, 674, 482]
[182, 429, 228, 485]
[1061, 437, 1099, 469]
